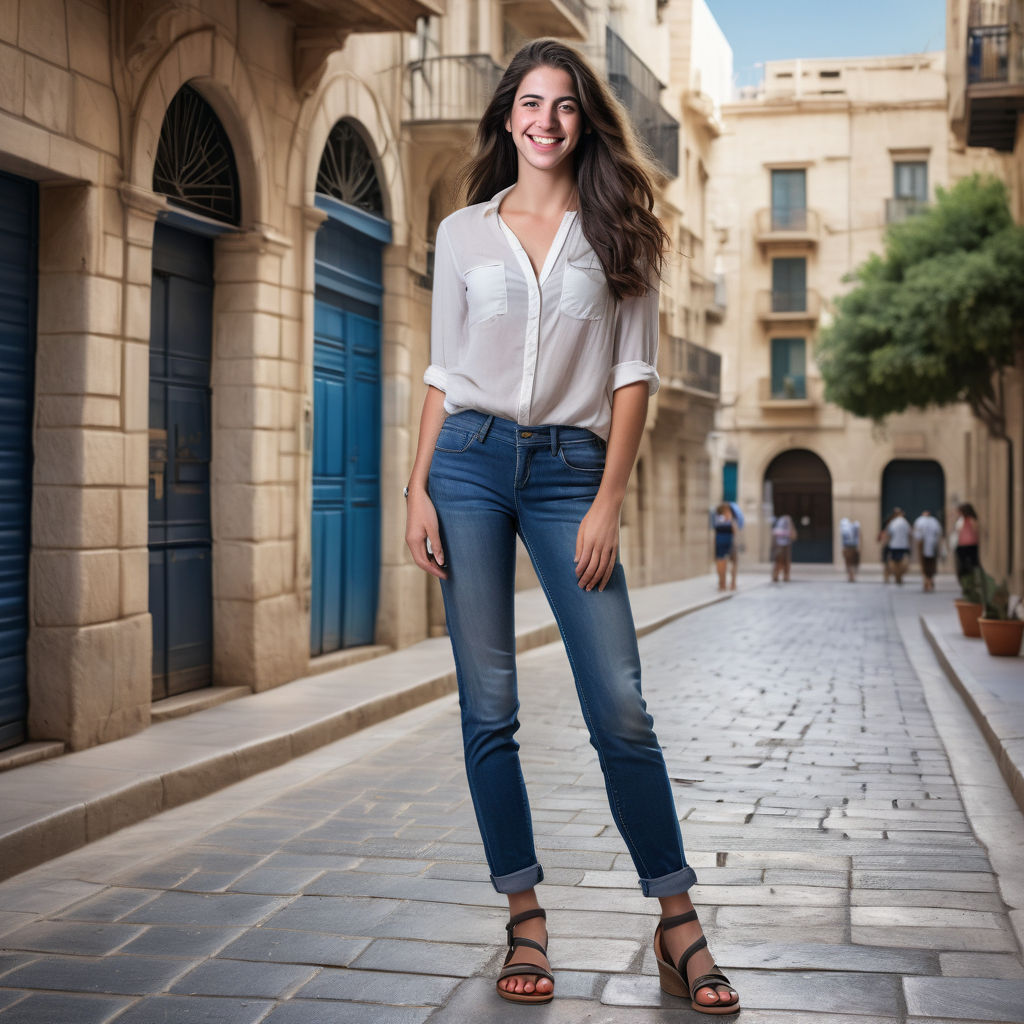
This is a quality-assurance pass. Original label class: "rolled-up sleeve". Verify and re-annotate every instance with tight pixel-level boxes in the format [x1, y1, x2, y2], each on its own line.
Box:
[423, 221, 463, 392]
[609, 280, 660, 395]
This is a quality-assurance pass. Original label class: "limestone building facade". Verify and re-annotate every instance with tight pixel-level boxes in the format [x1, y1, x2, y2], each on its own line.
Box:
[0, 0, 727, 754]
[705, 53, 1004, 568]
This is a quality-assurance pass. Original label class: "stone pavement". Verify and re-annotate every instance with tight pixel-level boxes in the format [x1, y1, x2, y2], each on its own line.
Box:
[1, 576, 1024, 1022]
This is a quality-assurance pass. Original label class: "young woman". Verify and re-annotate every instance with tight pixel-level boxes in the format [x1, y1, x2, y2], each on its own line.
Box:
[712, 503, 737, 592]
[404, 39, 739, 1015]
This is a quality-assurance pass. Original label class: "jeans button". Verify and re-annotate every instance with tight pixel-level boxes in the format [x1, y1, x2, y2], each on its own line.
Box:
[520, 431, 532, 438]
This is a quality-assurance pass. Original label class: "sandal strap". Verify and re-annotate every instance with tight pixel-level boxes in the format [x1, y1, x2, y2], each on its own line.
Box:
[505, 936, 547, 960]
[506, 907, 546, 943]
[498, 962, 555, 984]
[676, 934, 708, 979]
[659, 910, 698, 932]
[690, 969, 733, 998]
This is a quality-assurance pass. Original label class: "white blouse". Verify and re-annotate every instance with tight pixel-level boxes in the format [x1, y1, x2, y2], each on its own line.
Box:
[424, 185, 660, 441]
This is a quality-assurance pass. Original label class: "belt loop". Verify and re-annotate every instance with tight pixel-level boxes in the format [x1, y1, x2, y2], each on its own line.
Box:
[550, 424, 559, 456]
[476, 414, 494, 443]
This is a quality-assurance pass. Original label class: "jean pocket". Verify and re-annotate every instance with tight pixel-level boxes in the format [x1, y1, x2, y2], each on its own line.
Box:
[465, 262, 507, 326]
[558, 438, 606, 472]
[560, 260, 606, 320]
[434, 424, 476, 453]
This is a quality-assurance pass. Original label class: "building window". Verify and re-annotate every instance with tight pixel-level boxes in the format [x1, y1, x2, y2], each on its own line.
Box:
[770, 337, 806, 398]
[771, 257, 807, 312]
[317, 120, 384, 215]
[771, 168, 806, 230]
[893, 160, 928, 202]
[153, 85, 240, 225]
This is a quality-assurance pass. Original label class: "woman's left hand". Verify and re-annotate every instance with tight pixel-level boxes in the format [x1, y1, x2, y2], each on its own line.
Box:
[575, 495, 621, 591]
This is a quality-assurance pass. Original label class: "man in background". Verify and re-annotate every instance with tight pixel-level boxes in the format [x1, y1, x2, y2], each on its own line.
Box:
[840, 516, 861, 583]
[885, 508, 912, 585]
[913, 509, 943, 593]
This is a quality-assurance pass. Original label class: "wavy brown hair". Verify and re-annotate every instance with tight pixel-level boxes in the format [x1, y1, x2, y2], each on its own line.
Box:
[459, 39, 669, 302]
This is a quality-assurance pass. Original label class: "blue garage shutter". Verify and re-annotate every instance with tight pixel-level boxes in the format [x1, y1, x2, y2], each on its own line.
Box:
[0, 172, 37, 750]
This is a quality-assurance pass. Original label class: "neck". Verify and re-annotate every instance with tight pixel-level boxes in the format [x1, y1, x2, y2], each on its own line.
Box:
[507, 164, 577, 215]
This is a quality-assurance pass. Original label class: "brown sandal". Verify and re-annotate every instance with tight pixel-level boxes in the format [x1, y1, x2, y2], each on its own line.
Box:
[496, 907, 555, 1005]
[654, 910, 739, 1015]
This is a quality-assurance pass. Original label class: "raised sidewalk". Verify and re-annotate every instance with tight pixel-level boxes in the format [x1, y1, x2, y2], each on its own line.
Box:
[0, 576, 731, 882]
[922, 608, 1024, 814]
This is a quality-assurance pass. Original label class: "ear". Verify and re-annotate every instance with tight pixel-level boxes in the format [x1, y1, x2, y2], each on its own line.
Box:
[505, 117, 511, 132]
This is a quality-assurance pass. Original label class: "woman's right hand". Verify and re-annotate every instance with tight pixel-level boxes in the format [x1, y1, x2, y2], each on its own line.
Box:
[405, 488, 447, 580]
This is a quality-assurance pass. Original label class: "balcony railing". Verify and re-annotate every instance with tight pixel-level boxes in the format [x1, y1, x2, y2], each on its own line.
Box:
[755, 288, 821, 321]
[758, 375, 823, 405]
[964, 7, 1024, 150]
[885, 197, 929, 223]
[407, 55, 504, 124]
[606, 27, 679, 177]
[666, 336, 721, 396]
[754, 207, 821, 247]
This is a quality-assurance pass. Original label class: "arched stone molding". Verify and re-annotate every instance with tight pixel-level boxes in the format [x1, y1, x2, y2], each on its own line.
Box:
[288, 69, 407, 243]
[754, 440, 833, 491]
[126, 28, 269, 230]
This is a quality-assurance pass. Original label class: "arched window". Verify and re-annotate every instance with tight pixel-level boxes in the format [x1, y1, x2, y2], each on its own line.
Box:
[316, 120, 384, 215]
[153, 85, 240, 225]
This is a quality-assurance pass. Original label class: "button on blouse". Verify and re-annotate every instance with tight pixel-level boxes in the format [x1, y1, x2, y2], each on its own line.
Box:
[423, 185, 660, 441]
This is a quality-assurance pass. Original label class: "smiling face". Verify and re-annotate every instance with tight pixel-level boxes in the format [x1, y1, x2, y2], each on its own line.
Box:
[505, 65, 583, 177]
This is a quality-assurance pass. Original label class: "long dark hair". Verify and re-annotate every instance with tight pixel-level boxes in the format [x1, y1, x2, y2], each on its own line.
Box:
[459, 39, 669, 301]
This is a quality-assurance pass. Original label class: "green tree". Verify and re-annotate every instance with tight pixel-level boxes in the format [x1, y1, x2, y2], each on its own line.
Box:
[817, 175, 1024, 438]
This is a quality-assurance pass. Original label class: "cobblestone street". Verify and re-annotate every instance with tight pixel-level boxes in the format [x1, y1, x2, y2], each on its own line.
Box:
[1, 577, 1023, 1023]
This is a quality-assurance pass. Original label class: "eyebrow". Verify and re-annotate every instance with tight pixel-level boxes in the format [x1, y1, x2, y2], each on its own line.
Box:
[519, 93, 579, 103]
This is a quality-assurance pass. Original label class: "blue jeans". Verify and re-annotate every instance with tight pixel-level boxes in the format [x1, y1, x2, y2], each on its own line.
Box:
[428, 410, 697, 898]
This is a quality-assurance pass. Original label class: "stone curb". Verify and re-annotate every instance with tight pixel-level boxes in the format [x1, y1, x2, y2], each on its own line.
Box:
[0, 590, 731, 882]
[921, 615, 1024, 816]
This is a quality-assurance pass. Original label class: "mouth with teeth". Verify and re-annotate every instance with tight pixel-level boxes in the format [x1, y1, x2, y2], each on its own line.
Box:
[527, 134, 562, 148]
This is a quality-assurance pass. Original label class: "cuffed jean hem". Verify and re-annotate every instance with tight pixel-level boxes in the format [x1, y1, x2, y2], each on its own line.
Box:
[491, 862, 544, 895]
[639, 865, 698, 898]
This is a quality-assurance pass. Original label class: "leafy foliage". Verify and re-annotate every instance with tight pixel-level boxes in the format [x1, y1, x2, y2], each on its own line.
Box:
[817, 176, 1024, 437]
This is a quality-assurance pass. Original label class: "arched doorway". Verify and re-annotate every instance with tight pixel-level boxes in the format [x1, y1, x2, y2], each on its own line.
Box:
[764, 449, 833, 562]
[310, 120, 388, 655]
[149, 84, 240, 701]
[0, 171, 37, 750]
[881, 459, 946, 529]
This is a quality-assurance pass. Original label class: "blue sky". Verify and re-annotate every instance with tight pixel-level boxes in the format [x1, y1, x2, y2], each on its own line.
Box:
[706, 0, 947, 88]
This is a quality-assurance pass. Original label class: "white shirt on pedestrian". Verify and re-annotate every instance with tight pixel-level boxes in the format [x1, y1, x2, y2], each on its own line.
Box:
[913, 514, 943, 557]
[424, 185, 660, 440]
[886, 515, 911, 549]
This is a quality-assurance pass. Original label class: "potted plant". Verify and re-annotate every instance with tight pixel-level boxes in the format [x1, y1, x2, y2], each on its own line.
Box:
[954, 568, 985, 638]
[978, 574, 1023, 657]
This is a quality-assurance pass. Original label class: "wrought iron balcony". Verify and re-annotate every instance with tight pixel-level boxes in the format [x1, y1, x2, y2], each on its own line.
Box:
[406, 54, 504, 126]
[501, 0, 586, 42]
[758, 375, 822, 406]
[965, 12, 1024, 150]
[664, 336, 721, 397]
[754, 207, 821, 249]
[756, 288, 821, 322]
[885, 197, 929, 223]
[605, 27, 679, 178]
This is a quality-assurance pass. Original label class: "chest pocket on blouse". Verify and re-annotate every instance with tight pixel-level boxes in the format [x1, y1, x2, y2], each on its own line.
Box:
[560, 261, 606, 321]
[465, 263, 507, 326]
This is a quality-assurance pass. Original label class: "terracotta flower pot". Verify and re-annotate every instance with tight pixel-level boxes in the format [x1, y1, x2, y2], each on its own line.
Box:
[954, 600, 983, 638]
[978, 618, 1024, 657]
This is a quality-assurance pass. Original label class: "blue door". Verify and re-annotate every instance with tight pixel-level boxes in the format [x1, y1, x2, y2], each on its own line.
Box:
[149, 224, 213, 700]
[310, 201, 388, 654]
[0, 172, 37, 750]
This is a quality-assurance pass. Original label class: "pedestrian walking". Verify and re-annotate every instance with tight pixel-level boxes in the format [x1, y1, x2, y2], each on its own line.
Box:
[951, 502, 981, 578]
[404, 39, 738, 1015]
[912, 509, 943, 592]
[727, 500, 744, 591]
[885, 507, 912, 585]
[840, 516, 861, 582]
[712, 503, 737, 592]
[878, 510, 895, 582]
[771, 513, 797, 582]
